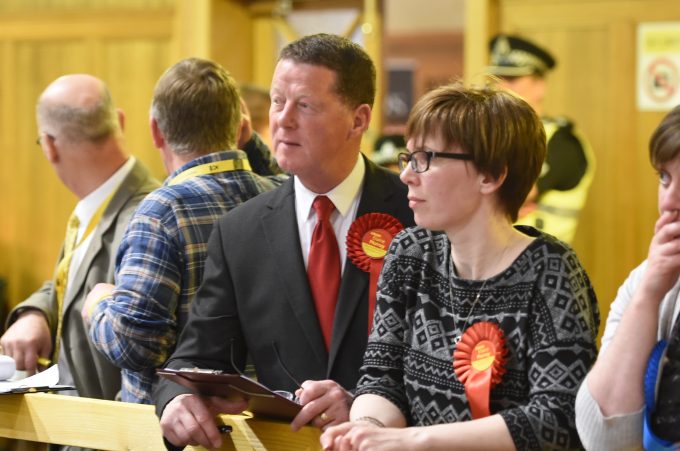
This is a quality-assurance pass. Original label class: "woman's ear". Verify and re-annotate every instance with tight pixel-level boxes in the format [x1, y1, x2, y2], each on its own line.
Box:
[479, 166, 508, 194]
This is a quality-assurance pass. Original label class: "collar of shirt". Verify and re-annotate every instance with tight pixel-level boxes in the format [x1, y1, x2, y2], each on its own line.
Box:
[163, 150, 248, 186]
[295, 154, 366, 272]
[73, 156, 136, 240]
[67, 156, 136, 293]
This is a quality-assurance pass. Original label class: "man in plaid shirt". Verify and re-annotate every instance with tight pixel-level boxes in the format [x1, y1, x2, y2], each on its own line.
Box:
[82, 58, 284, 403]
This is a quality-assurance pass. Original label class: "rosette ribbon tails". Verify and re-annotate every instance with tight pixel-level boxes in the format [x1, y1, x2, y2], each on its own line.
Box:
[453, 321, 508, 419]
[346, 213, 404, 335]
[642, 340, 676, 451]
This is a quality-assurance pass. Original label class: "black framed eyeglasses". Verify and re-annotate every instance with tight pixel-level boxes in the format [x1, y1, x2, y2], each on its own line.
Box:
[397, 150, 473, 173]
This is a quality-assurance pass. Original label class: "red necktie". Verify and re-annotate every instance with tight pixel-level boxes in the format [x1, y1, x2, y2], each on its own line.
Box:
[307, 196, 341, 351]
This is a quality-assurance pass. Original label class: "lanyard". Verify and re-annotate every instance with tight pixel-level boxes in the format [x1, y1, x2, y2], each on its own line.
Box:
[53, 188, 116, 362]
[168, 158, 251, 186]
[74, 190, 115, 249]
[55, 188, 116, 284]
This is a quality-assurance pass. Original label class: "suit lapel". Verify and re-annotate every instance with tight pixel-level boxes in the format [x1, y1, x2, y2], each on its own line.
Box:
[328, 158, 395, 371]
[63, 161, 143, 311]
[260, 179, 328, 365]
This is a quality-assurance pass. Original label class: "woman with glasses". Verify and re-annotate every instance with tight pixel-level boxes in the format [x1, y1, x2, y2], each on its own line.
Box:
[320, 82, 599, 450]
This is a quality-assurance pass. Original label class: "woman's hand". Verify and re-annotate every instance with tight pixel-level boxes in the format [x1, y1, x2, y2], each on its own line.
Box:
[321, 421, 419, 451]
[642, 210, 680, 301]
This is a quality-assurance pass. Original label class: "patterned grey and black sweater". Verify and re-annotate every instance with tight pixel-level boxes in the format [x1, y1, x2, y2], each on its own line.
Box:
[356, 225, 599, 450]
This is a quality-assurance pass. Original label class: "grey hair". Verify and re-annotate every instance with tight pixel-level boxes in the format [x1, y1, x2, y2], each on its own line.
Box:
[37, 87, 119, 144]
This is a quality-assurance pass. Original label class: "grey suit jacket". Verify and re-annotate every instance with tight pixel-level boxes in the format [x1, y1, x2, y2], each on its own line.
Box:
[155, 156, 414, 416]
[7, 158, 159, 400]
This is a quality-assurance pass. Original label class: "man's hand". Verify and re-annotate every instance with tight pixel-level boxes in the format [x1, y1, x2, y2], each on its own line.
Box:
[290, 380, 353, 432]
[0, 310, 52, 375]
[81, 282, 114, 327]
[159, 393, 248, 449]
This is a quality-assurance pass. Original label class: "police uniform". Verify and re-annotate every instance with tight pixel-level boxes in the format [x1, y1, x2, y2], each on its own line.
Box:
[487, 34, 595, 244]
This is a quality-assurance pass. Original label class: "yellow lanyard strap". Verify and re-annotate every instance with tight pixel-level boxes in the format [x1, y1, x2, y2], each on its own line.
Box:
[53, 190, 115, 362]
[168, 158, 252, 186]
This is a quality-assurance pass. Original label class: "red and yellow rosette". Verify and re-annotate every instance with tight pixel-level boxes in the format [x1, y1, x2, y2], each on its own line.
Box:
[346, 213, 404, 335]
[453, 322, 507, 419]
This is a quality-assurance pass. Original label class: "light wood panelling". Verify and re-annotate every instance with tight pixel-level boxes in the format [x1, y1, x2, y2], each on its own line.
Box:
[96, 39, 170, 177]
[466, 0, 680, 341]
[172, 0, 211, 59]
[0, 393, 321, 450]
[252, 15, 279, 87]
[210, 0, 254, 83]
[0, 7, 173, 312]
[0, 10, 173, 40]
[4, 39, 99, 309]
[463, 0, 499, 82]
[0, 0, 173, 11]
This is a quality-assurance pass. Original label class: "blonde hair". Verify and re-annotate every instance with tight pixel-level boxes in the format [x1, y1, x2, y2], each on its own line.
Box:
[151, 58, 241, 155]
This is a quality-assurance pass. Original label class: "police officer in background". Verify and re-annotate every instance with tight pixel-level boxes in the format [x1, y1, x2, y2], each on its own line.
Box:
[487, 34, 595, 244]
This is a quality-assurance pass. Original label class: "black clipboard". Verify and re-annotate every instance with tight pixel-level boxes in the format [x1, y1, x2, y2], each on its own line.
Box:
[0, 385, 75, 395]
[156, 368, 301, 421]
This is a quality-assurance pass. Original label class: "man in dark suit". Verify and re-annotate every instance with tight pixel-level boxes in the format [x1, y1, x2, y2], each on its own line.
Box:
[0, 74, 159, 399]
[154, 33, 414, 450]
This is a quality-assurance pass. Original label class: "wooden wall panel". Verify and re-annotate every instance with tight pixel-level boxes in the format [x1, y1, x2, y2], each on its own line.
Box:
[97, 39, 170, 177]
[0, 10, 173, 314]
[466, 0, 680, 341]
[3, 40, 93, 309]
[0, 0, 173, 11]
[210, 0, 254, 83]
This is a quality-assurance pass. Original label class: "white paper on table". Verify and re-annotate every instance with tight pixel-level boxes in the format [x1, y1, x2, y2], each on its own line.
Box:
[0, 364, 69, 394]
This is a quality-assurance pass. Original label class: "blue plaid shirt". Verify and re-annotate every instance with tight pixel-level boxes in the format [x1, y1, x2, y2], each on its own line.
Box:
[89, 150, 284, 403]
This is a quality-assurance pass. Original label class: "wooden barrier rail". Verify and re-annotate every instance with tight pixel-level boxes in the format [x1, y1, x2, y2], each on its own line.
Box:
[0, 393, 321, 450]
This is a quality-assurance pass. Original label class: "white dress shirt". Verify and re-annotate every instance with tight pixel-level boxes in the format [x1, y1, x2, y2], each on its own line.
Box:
[59, 156, 136, 392]
[295, 155, 365, 275]
[66, 156, 136, 293]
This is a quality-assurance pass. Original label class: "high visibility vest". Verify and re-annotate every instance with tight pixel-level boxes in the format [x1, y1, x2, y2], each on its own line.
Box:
[517, 118, 595, 244]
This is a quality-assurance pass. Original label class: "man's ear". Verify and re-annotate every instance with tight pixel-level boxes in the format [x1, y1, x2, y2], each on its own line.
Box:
[43, 134, 58, 164]
[479, 167, 508, 195]
[149, 116, 165, 149]
[348, 104, 372, 139]
[117, 108, 126, 132]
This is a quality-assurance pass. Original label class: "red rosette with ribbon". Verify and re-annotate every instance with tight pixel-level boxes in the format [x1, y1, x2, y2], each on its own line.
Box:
[346, 213, 404, 335]
[452, 321, 507, 419]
